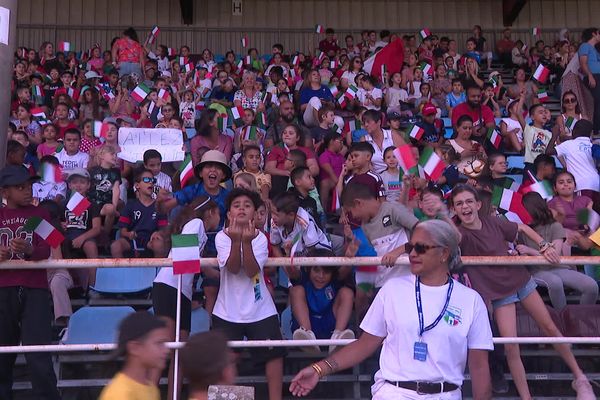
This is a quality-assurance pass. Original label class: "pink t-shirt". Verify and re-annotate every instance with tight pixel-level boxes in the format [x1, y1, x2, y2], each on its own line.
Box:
[37, 142, 60, 158]
[318, 149, 344, 181]
[547, 195, 592, 231]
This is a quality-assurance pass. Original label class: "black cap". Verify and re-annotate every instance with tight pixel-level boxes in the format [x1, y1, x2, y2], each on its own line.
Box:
[0, 165, 38, 187]
[112, 311, 166, 358]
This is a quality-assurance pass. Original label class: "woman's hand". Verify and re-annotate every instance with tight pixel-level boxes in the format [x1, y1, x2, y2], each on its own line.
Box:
[588, 74, 597, 89]
[290, 366, 320, 397]
[541, 246, 560, 264]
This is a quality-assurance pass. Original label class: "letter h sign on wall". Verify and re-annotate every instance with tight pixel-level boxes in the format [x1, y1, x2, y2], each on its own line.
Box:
[232, 0, 243, 16]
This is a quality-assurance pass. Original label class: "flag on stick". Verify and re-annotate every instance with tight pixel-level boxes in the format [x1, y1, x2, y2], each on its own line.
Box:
[521, 180, 554, 199]
[486, 127, 502, 149]
[131, 83, 151, 103]
[492, 187, 532, 224]
[178, 154, 194, 188]
[406, 124, 425, 141]
[418, 147, 446, 181]
[58, 42, 71, 52]
[66, 192, 91, 217]
[393, 145, 418, 176]
[315, 25, 325, 34]
[41, 162, 62, 183]
[92, 121, 110, 139]
[24, 217, 64, 248]
[171, 234, 201, 274]
[532, 64, 550, 84]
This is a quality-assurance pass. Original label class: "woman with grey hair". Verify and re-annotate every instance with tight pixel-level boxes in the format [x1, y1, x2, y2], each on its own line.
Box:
[233, 71, 265, 112]
[290, 219, 494, 400]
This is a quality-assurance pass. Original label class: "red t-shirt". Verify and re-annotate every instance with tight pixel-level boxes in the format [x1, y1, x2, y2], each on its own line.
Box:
[451, 102, 495, 130]
[266, 145, 315, 170]
[55, 121, 78, 140]
[0, 205, 52, 289]
[319, 39, 340, 55]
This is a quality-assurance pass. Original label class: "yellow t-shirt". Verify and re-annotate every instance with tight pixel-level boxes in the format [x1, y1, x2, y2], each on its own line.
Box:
[99, 372, 160, 400]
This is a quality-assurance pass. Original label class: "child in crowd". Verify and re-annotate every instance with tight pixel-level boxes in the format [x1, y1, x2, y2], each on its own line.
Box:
[11, 130, 39, 171]
[435, 144, 461, 190]
[0, 165, 61, 400]
[214, 188, 285, 400]
[485, 152, 519, 191]
[234, 108, 265, 154]
[6, 140, 32, 175]
[415, 102, 444, 146]
[37, 124, 61, 159]
[518, 192, 598, 310]
[520, 104, 552, 177]
[233, 145, 271, 201]
[99, 311, 169, 400]
[290, 166, 322, 226]
[79, 119, 103, 154]
[380, 146, 402, 203]
[384, 72, 409, 113]
[234, 171, 259, 191]
[530, 153, 556, 183]
[289, 248, 355, 353]
[33, 155, 67, 204]
[318, 132, 345, 212]
[446, 78, 466, 118]
[53, 102, 78, 140]
[357, 75, 383, 111]
[143, 149, 173, 193]
[111, 169, 168, 257]
[180, 331, 237, 399]
[500, 97, 525, 152]
[55, 128, 89, 173]
[88, 144, 121, 233]
[179, 89, 196, 129]
[310, 106, 336, 150]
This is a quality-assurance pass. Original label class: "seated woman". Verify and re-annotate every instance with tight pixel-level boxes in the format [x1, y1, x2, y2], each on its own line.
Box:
[290, 248, 355, 354]
[446, 115, 487, 178]
[553, 90, 587, 143]
[299, 69, 343, 129]
[517, 192, 598, 310]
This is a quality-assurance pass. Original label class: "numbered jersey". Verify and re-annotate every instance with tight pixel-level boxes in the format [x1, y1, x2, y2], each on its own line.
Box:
[0, 205, 52, 288]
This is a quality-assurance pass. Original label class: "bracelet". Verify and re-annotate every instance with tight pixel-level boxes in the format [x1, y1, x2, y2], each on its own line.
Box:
[539, 242, 553, 254]
[311, 363, 323, 379]
[323, 359, 335, 373]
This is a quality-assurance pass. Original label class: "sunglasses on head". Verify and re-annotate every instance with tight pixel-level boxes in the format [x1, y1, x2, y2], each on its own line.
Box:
[406, 242, 442, 255]
[141, 177, 156, 184]
[563, 97, 577, 104]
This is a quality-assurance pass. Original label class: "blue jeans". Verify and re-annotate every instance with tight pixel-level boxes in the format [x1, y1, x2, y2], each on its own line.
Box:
[118, 61, 142, 78]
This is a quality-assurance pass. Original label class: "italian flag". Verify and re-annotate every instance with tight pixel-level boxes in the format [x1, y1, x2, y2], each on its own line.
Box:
[183, 63, 194, 73]
[330, 60, 338, 69]
[419, 62, 433, 76]
[362, 38, 405, 79]
[537, 89, 549, 102]
[344, 85, 358, 100]
[344, 118, 361, 133]
[157, 88, 169, 100]
[41, 162, 62, 183]
[255, 111, 267, 129]
[236, 59, 244, 73]
[66, 192, 91, 217]
[58, 41, 71, 52]
[171, 234, 201, 274]
[245, 55, 252, 65]
[337, 92, 347, 108]
[92, 121, 110, 138]
[577, 208, 600, 232]
[393, 145, 418, 177]
[486, 127, 502, 149]
[131, 83, 150, 103]
[24, 217, 64, 248]
[521, 180, 554, 199]
[229, 106, 244, 122]
[492, 186, 532, 224]
[178, 56, 188, 66]
[565, 116, 577, 131]
[291, 55, 299, 66]
[419, 28, 431, 40]
[32, 85, 44, 98]
[315, 24, 325, 34]
[149, 26, 160, 43]
[406, 123, 425, 140]
[532, 64, 550, 84]
[242, 126, 258, 141]
[167, 47, 177, 57]
[418, 147, 445, 181]
[195, 101, 206, 111]
[532, 27, 540, 36]
[241, 35, 248, 47]
[328, 84, 339, 97]
[217, 115, 228, 132]
[178, 154, 194, 188]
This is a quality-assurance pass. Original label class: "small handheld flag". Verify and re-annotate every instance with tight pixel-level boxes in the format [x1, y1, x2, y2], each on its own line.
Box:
[492, 187, 532, 224]
[532, 64, 550, 84]
[167, 47, 177, 57]
[537, 89, 549, 103]
[393, 145, 418, 176]
[406, 124, 425, 141]
[521, 180, 554, 200]
[241, 35, 248, 48]
[418, 147, 446, 181]
[486, 127, 502, 149]
[66, 192, 91, 217]
[157, 88, 169, 100]
[58, 42, 71, 52]
[41, 162, 62, 183]
[419, 62, 433, 76]
[242, 126, 258, 141]
[419, 28, 431, 40]
[147, 26, 160, 44]
[92, 121, 110, 139]
[315, 25, 325, 34]
[532, 27, 540, 36]
[131, 83, 151, 103]
[328, 84, 339, 97]
[178, 154, 194, 188]
[24, 217, 64, 248]
[171, 234, 201, 274]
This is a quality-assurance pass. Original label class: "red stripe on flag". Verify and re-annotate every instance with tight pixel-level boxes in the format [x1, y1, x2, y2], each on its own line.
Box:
[173, 259, 201, 275]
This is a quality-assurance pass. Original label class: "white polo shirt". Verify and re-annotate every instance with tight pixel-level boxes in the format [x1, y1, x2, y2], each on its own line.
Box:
[555, 137, 599, 192]
[360, 274, 493, 394]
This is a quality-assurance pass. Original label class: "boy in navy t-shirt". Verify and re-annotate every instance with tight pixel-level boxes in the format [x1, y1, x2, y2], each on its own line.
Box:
[111, 169, 168, 257]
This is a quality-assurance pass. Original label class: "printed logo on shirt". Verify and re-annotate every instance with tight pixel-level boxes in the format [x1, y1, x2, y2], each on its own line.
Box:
[252, 273, 262, 302]
[325, 286, 334, 301]
[443, 305, 462, 326]
[382, 215, 392, 227]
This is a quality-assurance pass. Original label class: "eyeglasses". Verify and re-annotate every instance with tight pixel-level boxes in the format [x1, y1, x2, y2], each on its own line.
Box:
[563, 97, 577, 104]
[141, 177, 156, 184]
[406, 242, 443, 255]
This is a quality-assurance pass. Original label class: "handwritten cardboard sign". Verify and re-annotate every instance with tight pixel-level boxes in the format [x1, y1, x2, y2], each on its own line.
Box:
[117, 128, 185, 163]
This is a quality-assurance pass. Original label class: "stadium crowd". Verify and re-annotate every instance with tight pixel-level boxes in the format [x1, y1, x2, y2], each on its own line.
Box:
[2, 23, 600, 400]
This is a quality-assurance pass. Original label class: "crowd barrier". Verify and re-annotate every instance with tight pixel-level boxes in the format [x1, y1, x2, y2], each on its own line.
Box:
[2, 256, 599, 399]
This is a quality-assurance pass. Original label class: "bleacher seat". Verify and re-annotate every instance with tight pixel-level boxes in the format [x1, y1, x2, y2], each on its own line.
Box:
[190, 307, 210, 334]
[507, 155, 525, 172]
[506, 174, 523, 185]
[280, 306, 293, 340]
[63, 306, 134, 344]
[516, 303, 564, 336]
[561, 305, 600, 337]
[91, 267, 157, 294]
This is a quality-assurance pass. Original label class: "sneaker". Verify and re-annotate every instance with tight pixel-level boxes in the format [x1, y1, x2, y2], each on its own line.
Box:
[572, 377, 596, 400]
[329, 329, 355, 353]
[292, 328, 320, 354]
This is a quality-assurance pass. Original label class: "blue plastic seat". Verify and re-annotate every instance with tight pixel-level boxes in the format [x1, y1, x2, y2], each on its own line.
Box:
[63, 306, 134, 344]
[92, 267, 157, 294]
[444, 127, 454, 139]
[190, 307, 210, 334]
[505, 174, 523, 185]
[441, 117, 452, 127]
[281, 306, 293, 340]
[278, 268, 290, 289]
[507, 155, 525, 172]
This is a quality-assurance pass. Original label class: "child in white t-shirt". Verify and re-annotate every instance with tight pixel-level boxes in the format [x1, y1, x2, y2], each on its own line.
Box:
[357, 75, 383, 111]
[55, 129, 89, 174]
[384, 72, 409, 112]
[214, 188, 284, 400]
[179, 89, 196, 129]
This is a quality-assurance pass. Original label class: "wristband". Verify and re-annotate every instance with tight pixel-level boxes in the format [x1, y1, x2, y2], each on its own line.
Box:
[311, 363, 323, 379]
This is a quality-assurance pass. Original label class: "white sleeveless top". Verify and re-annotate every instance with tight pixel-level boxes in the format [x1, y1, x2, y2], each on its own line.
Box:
[501, 117, 523, 143]
[363, 129, 395, 174]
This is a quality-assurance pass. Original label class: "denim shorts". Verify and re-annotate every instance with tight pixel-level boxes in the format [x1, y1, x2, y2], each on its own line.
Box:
[491, 277, 537, 309]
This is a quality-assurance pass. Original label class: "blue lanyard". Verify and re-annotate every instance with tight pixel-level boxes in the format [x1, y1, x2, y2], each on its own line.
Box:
[415, 276, 454, 339]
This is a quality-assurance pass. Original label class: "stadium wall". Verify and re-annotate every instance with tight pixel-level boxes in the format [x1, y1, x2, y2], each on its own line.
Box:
[15, 0, 597, 55]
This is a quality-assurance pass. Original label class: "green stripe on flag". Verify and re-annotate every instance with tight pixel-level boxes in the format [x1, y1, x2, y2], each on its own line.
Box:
[172, 233, 199, 248]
